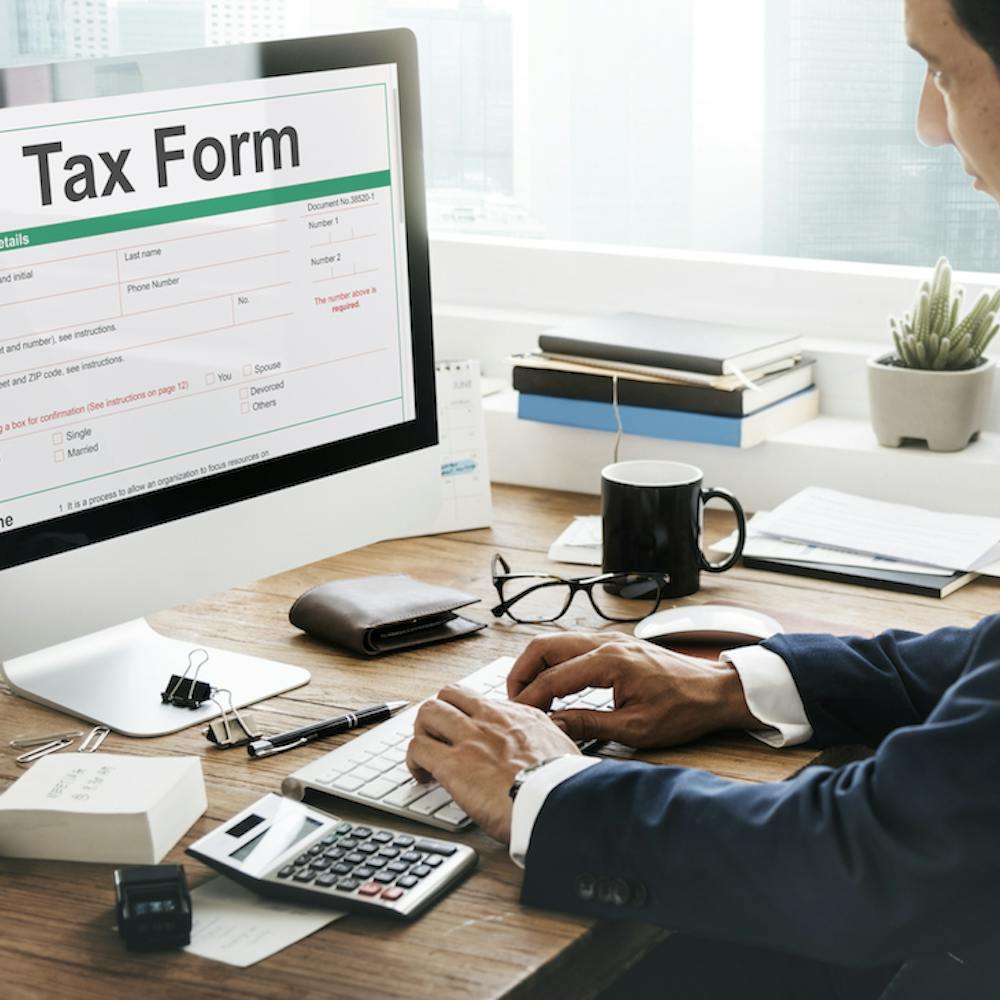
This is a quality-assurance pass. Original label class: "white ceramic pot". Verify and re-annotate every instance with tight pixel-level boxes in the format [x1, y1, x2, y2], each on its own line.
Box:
[866, 354, 995, 452]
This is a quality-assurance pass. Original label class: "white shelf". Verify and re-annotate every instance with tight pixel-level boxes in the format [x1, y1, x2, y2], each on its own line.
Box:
[484, 391, 1000, 517]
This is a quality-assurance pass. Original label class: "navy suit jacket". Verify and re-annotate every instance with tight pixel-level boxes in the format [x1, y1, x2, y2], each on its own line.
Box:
[521, 615, 1000, 992]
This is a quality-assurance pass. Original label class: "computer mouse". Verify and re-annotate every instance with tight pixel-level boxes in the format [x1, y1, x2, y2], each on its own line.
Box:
[633, 605, 783, 647]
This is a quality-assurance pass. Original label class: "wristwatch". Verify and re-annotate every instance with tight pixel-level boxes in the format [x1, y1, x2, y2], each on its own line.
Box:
[508, 756, 565, 801]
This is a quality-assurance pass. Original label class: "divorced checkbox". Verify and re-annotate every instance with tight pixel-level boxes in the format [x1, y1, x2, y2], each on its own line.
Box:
[240, 387, 249, 400]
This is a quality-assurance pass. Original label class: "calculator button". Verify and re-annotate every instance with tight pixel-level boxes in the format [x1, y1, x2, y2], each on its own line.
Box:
[336, 879, 360, 891]
[321, 834, 337, 846]
[324, 848, 345, 860]
[277, 866, 296, 879]
[335, 822, 353, 835]
[397, 875, 419, 889]
[367, 857, 387, 869]
[378, 847, 400, 859]
[308, 845, 323, 855]
[424, 856, 443, 868]
[353, 826, 373, 839]
[339, 838, 359, 850]
[310, 858, 332, 871]
[316, 874, 337, 888]
[373, 872, 396, 884]
[371, 831, 393, 844]
[344, 852, 365, 865]
[400, 851, 422, 864]
[387, 861, 409, 874]
[380, 887, 404, 901]
[295, 853, 311, 866]
[357, 843, 378, 855]
[358, 882, 381, 897]
[354, 866, 374, 880]
[332, 862, 353, 875]
[293, 870, 316, 883]
[415, 840, 457, 856]
[411, 865, 431, 878]
[393, 835, 415, 847]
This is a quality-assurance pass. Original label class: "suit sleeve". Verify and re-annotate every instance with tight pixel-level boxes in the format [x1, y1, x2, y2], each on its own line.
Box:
[521, 615, 1000, 966]
[763, 614, 1000, 746]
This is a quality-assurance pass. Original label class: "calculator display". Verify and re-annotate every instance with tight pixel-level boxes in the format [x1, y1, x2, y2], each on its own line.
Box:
[229, 816, 321, 863]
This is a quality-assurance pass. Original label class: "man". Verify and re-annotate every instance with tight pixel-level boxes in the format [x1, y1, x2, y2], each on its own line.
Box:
[406, 3, 1000, 998]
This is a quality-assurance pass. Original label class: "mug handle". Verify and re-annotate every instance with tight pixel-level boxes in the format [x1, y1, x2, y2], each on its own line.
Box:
[699, 488, 746, 573]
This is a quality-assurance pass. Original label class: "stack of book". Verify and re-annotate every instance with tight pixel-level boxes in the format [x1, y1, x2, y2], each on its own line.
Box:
[513, 312, 819, 447]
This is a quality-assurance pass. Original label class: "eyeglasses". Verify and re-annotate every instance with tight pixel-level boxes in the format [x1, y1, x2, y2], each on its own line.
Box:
[490, 552, 667, 624]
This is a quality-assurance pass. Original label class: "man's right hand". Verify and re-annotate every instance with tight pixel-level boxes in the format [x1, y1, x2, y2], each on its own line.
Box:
[507, 632, 762, 748]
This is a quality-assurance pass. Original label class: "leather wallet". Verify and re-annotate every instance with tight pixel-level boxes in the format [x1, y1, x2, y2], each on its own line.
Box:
[289, 574, 486, 656]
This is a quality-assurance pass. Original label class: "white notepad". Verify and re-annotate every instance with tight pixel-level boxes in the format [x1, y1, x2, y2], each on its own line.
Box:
[0, 752, 206, 863]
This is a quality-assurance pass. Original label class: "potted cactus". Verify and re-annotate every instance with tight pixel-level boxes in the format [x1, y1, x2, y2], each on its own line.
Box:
[868, 257, 997, 452]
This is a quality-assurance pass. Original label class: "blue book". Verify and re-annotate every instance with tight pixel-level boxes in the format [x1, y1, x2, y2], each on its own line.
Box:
[517, 387, 819, 448]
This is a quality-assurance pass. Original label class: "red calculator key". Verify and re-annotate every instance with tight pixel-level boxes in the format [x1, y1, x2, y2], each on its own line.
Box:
[381, 887, 404, 901]
[358, 882, 382, 896]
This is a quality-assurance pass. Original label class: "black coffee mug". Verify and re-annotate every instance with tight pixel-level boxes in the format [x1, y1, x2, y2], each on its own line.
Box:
[601, 460, 747, 599]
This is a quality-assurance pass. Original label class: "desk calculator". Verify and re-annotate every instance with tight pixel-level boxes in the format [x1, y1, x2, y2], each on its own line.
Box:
[186, 793, 478, 920]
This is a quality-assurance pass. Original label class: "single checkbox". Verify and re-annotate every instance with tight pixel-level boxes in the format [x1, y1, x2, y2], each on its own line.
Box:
[241, 402, 250, 414]
[52, 432, 63, 445]
[54, 450, 64, 462]
[240, 387, 249, 399]
[205, 373, 216, 385]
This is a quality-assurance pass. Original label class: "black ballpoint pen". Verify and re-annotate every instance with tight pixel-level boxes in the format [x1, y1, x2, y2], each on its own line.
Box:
[247, 701, 409, 758]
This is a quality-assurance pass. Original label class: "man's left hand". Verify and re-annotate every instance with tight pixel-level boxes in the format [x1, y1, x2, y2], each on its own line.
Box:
[406, 685, 580, 843]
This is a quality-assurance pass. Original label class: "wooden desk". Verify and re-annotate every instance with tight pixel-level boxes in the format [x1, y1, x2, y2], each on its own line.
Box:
[2, 484, 997, 1000]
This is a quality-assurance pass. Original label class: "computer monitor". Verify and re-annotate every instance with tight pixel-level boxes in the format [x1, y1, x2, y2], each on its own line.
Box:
[0, 30, 440, 736]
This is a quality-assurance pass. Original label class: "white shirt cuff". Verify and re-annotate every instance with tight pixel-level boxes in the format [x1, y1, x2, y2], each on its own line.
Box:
[722, 645, 813, 748]
[509, 755, 601, 869]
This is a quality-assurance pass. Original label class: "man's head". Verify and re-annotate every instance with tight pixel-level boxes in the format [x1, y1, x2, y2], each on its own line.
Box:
[907, 0, 1000, 201]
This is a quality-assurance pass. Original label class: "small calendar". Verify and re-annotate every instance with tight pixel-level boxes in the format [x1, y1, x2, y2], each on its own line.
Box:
[429, 359, 492, 534]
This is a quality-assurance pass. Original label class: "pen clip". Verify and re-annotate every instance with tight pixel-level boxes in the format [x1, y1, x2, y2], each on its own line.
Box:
[249, 736, 308, 759]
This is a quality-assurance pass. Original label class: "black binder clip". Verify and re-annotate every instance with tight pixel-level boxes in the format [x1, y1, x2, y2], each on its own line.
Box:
[161, 648, 213, 709]
[203, 689, 261, 748]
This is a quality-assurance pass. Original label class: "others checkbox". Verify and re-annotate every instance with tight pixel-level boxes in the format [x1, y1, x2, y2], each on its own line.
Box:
[240, 402, 250, 415]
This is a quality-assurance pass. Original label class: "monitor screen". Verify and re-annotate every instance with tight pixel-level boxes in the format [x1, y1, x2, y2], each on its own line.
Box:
[0, 38, 434, 573]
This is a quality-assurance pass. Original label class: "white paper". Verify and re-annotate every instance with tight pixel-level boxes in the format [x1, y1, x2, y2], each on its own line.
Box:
[184, 876, 344, 968]
[751, 488, 1000, 572]
[429, 359, 493, 533]
[711, 513, 954, 576]
[548, 515, 603, 566]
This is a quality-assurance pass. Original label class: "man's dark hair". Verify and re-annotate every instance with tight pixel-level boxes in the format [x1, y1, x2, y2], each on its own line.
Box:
[951, 1, 1000, 70]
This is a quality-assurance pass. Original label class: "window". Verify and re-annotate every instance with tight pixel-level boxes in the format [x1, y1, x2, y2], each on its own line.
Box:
[2, 0, 996, 273]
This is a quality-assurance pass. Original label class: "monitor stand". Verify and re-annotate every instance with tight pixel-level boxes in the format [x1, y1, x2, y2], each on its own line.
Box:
[1, 619, 311, 737]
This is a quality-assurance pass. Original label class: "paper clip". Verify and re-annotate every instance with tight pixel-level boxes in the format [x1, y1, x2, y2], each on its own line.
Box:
[79, 726, 110, 753]
[10, 730, 83, 749]
[161, 648, 214, 708]
[204, 689, 261, 749]
[15, 738, 75, 765]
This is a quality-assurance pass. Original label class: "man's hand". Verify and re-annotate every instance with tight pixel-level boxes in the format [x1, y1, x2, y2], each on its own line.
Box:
[406, 685, 580, 843]
[508, 632, 761, 748]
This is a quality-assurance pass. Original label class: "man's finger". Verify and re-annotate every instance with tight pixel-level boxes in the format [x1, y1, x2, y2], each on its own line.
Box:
[514, 645, 619, 709]
[549, 707, 622, 744]
[507, 632, 620, 699]
[436, 684, 497, 719]
[406, 729, 456, 784]
[414, 697, 478, 744]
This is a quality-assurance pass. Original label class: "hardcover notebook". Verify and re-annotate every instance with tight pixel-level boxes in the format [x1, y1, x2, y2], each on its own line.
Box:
[537, 312, 802, 376]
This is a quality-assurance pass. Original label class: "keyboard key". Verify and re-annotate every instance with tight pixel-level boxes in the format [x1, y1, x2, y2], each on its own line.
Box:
[357, 843, 378, 855]
[397, 875, 419, 888]
[352, 764, 382, 783]
[410, 787, 453, 815]
[316, 873, 337, 887]
[367, 857, 387, 869]
[358, 882, 381, 897]
[383, 779, 433, 808]
[400, 851, 422, 863]
[310, 858, 331, 871]
[344, 852, 364, 865]
[308, 845, 323, 856]
[373, 871, 396, 884]
[387, 860, 409, 874]
[353, 827, 373, 839]
[332, 775, 366, 793]
[411, 864, 431, 878]
[371, 831, 393, 844]
[392, 835, 415, 847]
[336, 879, 360, 891]
[368, 757, 398, 774]
[383, 747, 407, 765]
[359, 777, 399, 800]
[324, 847, 345, 860]
[424, 855, 443, 868]
[293, 870, 316, 883]
[415, 840, 458, 856]
[433, 803, 469, 826]
[354, 866, 374, 880]
[320, 834, 337, 846]
[339, 838, 359, 850]
[277, 866, 295, 879]
[378, 847, 400, 859]
[380, 887, 404, 901]
[295, 854, 311, 866]
[332, 862, 353, 875]
[384, 766, 413, 786]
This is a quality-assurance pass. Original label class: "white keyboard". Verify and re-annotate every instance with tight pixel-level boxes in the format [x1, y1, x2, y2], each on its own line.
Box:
[281, 656, 614, 831]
